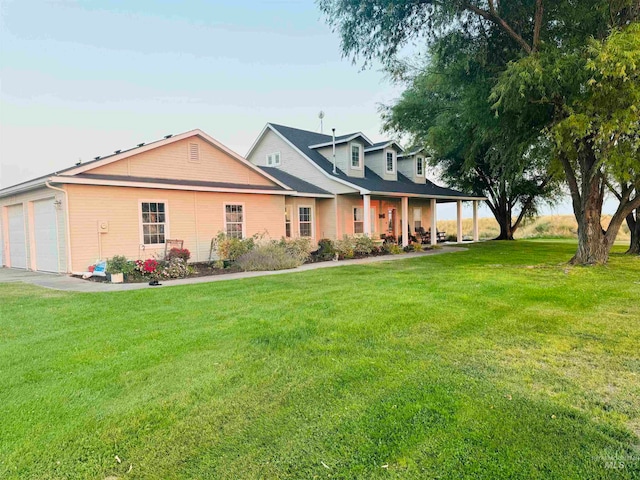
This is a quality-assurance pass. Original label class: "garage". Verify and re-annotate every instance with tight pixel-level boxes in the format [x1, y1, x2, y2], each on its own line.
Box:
[33, 198, 59, 272]
[7, 204, 27, 269]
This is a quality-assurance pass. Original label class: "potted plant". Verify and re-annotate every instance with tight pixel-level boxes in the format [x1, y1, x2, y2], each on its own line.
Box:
[106, 255, 134, 283]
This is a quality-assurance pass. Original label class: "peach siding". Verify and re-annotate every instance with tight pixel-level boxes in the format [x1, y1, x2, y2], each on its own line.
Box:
[88, 137, 274, 187]
[0, 187, 68, 272]
[65, 184, 285, 271]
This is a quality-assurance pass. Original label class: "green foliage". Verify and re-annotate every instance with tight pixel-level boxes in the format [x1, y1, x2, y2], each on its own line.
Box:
[158, 258, 193, 279]
[277, 237, 312, 264]
[316, 238, 336, 260]
[236, 243, 306, 271]
[353, 235, 375, 255]
[106, 255, 135, 275]
[213, 232, 257, 262]
[383, 242, 403, 255]
[166, 248, 191, 262]
[334, 235, 356, 259]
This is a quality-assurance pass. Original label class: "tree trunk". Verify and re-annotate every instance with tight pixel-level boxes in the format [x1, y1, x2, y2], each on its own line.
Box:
[627, 208, 640, 255]
[493, 207, 515, 240]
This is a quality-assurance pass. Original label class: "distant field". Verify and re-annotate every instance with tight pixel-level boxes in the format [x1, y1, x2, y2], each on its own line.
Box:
[438, 214, 632, 242]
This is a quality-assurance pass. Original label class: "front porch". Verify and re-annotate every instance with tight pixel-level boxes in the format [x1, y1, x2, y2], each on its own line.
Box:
[337, 194, 481, 247]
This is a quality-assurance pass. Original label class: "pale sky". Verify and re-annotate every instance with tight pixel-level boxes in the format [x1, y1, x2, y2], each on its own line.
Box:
[0, 0, 614, 219]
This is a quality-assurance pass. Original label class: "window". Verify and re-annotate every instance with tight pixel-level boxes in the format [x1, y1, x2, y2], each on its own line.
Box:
[298, 206, 312, 237]
[386, 151, 395, 173]
[285, 206, 292, 238]
[351, 144, 361, 168]
[416, 157, 423, 176]
[413, 208, 422, 230]
[353, 207, 364, 234]
[141, 202, 166, 245]
[189, 142, 200, 162]
[225, 204, 244, 239]
[267, 152, 281, 166]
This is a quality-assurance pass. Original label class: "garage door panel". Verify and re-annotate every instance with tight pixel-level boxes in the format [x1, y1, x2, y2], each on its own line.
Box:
[8, 204, 26, 269]
[34, 199, 59, 272]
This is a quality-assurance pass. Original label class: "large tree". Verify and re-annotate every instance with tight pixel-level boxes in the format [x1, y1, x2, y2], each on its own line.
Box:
[382, 30, 560, 240]
[319, 0, 640, 264]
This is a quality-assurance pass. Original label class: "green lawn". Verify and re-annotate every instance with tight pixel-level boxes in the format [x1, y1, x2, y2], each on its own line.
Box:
[1, 241, 639, 479]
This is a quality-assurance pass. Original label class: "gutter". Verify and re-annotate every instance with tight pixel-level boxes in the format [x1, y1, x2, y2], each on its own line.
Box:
[45, 181, 73, 273]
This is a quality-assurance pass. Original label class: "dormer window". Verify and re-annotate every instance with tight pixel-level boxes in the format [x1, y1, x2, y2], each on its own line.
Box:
[267, 152, 281, 166]
[416, 157, 423, 176]
[351, 144, 361, 169]
[386, 151, 395, 173]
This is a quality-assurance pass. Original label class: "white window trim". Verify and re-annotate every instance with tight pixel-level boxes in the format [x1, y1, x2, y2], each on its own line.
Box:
[223, 202, 246, 239]
[297, 205, 314, 238]
[138, 199, 169, 247]
[353, 205, 364, 235]
[385, 149, 396, 174]
[266, 152, 281, 167]
[416, 156, 424, 176]
[370, 206, 377, 233]
[284, 205, 292, 238]
[350, 143, 363, 170]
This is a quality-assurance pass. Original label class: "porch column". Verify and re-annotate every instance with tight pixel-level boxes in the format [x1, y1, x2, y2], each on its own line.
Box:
[401, 196, 409, 247]
[363, 194, 371, 236]
[473, 200, 479, 242]
[430, 198, 437, 246]
[456, 200, 463, 244]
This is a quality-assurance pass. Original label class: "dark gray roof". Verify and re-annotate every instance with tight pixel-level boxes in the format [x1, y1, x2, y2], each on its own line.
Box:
[258, 167, 332, 195]
[61, 173, 288, 192]
[269, 123, 483, 201]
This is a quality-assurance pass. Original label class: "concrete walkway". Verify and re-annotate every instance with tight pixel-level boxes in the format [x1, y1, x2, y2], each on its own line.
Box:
[0, 246, 466, 293]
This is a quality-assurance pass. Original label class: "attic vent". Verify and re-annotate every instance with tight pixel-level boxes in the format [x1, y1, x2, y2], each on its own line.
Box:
[189, 142, 200, 162]
[164, 134, 173, 139]
[94, 156, 101, 160]
[114, 150, 121, 154]
[137, 143, 145, 147]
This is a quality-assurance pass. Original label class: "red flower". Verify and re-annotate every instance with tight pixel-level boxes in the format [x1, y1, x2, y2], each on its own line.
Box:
[143, 258, 158, 273]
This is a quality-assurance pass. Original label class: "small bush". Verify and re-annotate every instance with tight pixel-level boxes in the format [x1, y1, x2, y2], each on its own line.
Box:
[236, 243, 303, 271]
[106, 255, 135, 275]
[411, 243, 423, 252]
[159, 258, 192, 279]
[354, 235, 375, 255]
[383, 243, 403, 255]
[334, 235, 355, 259]
[316, 238, 336, 260]
[166, 247, 191, 262]
[213, 232, 256, 262]
[278, 237, 311, 264]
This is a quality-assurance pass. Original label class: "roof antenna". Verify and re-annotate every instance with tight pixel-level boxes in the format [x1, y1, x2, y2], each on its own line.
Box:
[332, 128, 337, 175]
[318, 111, 325, 134]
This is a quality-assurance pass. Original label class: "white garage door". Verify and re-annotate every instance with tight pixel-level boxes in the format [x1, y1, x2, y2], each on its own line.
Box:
[8, 204, 26, 269]
[33, 199, 59, 272]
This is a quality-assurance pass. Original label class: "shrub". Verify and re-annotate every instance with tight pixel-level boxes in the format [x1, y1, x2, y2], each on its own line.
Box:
[383, 243, 403, 255]
[236, 243, 303, 271]
[135, 258, 159, 274]
[106, 255, 135, 275]
[213, 232, 256, 262]
[354, 235, 375, 255]
[278, 237, 312, 264]
[159, 258, 192, 279]
[411, 243, 423, 252]
[334, 235, 355, 259]
[166, 247, 191, 262]
[316, 238, 336, 260]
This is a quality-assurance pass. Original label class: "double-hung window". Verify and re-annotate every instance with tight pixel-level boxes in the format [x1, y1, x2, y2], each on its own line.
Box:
[298, 206, 312, 237]
[353, 207, 364, 234]
[267, 152, 281, 166]
[285, 206, 292, 238]
[386, 151, 395, 173]
[351, 145, 361, 168]
[141, 201, 166, 245]
[416, 157, 423, 176]
[225, 204, 244, 239]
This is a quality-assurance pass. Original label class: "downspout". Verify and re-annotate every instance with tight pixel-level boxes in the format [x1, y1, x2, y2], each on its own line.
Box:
[332, 128, 337, 175]
[45, 181, 73, 273]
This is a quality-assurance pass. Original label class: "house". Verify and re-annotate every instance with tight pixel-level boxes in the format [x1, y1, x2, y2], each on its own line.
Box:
[246, 123, 484, 245]
[0, 125, 484, 274]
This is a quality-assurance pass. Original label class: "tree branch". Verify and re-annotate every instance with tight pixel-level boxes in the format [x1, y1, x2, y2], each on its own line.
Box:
[462, 1, 532, 54]
[532, 0, 544, 52]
